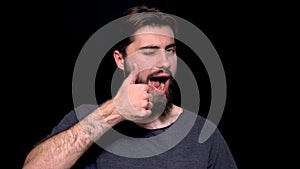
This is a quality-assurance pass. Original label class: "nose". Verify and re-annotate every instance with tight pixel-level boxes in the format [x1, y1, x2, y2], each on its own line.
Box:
[157, 52, 170, 69]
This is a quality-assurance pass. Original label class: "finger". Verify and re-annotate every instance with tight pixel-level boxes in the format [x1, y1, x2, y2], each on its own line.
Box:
[131, 84, 148, 93]
[139, 92, 149, 100]
[144, 92, 150, 100]
[147, 101, 153, 110]
[145, 109, 152, 114]
[140, 84, 149, 92]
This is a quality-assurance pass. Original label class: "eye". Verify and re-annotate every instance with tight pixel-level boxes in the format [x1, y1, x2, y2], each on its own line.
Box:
[141, 49, 158, 56]
[166, 47, 176, 55]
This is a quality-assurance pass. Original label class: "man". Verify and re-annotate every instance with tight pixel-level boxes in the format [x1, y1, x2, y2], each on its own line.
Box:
[23, 5, 237, 169]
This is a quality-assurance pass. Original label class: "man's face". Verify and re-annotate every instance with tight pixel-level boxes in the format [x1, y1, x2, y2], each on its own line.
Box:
[124, 25, 177, 94]
[122, 25, 177, 116]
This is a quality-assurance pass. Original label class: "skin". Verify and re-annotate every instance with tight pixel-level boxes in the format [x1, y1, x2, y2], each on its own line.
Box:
[22, 25, 183, 169]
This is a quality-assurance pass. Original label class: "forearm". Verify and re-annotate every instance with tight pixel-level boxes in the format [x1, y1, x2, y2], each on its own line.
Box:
[23, 100, 124, 169]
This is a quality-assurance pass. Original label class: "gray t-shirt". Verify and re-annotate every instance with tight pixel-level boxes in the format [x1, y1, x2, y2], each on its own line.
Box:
[40, 104, 237, 169]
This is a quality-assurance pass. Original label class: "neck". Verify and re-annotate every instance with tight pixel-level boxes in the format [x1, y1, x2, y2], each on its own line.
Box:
[135, 104, 183, 129]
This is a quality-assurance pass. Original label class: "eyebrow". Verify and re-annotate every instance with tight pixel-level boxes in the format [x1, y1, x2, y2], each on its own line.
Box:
[165, 43, 176, 50]
[139, 43, 176, 50]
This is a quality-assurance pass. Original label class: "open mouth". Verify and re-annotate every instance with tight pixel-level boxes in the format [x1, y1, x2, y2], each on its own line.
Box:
[148, 74, 170, 94]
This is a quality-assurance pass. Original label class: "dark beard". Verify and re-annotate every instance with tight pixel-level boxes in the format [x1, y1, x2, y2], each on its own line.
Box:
[146, 76, 174, 117]
[124, 62, 174, 117]
[160, 78, 173, 116]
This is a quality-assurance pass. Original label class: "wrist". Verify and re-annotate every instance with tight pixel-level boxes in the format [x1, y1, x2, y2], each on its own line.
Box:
[97, 99, 125, 125]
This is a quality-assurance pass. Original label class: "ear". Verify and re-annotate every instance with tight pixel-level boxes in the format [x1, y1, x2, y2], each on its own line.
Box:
[113, 50, 125, 70]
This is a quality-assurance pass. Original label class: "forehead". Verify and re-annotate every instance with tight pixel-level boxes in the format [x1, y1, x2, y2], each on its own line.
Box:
[131, 26, 175, 47]
[134, 25, 174, 38]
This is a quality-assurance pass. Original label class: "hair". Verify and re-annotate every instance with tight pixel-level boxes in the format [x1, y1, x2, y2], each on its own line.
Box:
[115, 5, 178, 57]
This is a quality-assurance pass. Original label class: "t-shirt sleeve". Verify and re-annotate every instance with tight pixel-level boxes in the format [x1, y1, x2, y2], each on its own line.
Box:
[208, 128, 238, 169]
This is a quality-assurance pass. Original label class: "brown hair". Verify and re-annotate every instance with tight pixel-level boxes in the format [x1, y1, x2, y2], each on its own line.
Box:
[115, 5, 178, 57]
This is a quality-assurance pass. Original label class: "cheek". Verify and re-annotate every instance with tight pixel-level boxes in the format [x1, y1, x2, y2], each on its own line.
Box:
[136, 61, 159, 73]
[170, 58, 177, 76]
[126, 56, 152, 70]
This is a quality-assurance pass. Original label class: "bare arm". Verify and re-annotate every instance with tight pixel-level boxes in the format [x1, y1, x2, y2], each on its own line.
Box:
[23, 64, 151, 169]
[23, 100, 124, 169]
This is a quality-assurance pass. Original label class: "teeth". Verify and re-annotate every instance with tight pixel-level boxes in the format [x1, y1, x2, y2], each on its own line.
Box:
[161, 83, 164, 89]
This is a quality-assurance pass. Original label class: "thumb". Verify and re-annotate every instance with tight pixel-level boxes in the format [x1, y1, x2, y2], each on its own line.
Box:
[128, 63, 140, 84]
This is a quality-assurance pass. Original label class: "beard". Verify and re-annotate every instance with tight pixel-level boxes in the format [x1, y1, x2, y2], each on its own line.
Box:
[147, 77, 174, 117]
[124, 61, 174, 117]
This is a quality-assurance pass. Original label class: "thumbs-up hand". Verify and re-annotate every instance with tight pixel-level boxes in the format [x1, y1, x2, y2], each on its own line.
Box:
[113, 63, 153, 123]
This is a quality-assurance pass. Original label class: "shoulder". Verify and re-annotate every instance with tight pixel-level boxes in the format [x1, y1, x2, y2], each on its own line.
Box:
[181, 109, 237, 167]
[58, 104, 99, 124]
[180, 108, 221, 143]
[180, 108, 215, 129]
[51, 104, 99, 135]
[74, 104, 99, 120]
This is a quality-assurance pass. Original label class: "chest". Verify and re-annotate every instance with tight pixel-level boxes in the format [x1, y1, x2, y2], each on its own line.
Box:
[94, 139, 210, 169]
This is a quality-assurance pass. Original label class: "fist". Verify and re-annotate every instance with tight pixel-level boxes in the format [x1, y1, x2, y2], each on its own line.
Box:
[113, 64, 154, 123]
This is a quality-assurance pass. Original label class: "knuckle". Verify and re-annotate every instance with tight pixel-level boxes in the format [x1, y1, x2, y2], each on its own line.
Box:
[141, 100, 148, 107]
[141, 85, 148, 91]
[143, 93, 149, 99]
[139, 110, 150, 117]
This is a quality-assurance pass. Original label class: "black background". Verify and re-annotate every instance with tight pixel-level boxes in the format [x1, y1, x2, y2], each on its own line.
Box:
[4, 0, 296, 168]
